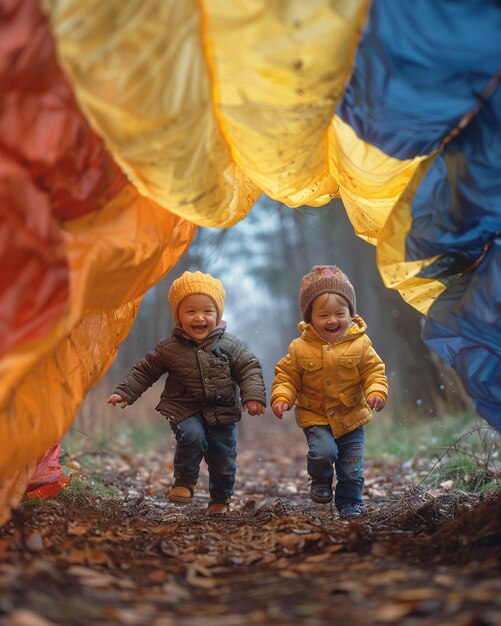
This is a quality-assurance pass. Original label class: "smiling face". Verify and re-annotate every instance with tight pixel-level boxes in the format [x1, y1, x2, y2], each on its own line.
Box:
[310, 293, 352, 343]
[177, 294, 218, 341]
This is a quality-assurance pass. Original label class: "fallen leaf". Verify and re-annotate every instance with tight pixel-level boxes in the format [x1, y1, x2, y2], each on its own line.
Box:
[148, 569, 168, 584]
[393, 587, 441, 602]
[186, 570, 218, 589]
[162, 581, 191, 600]
[67, 523, 88, 537]
[159, 538, 180, 557]
[6, 609, 58, 626]
[372, 603, 413, 623]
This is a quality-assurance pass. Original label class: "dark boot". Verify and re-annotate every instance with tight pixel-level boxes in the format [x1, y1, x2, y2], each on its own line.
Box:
[338, 503, 364, 519]
[310, 477, 333, 504]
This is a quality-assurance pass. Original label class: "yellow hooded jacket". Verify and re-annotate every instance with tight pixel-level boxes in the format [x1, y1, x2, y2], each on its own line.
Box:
[271, 316, 388, 439]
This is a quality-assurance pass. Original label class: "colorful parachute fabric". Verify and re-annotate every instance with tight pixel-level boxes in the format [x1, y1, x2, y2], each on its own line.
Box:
[1, 0, 500, 523]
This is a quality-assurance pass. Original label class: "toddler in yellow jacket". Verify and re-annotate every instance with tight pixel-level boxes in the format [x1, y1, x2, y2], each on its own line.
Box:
[271, 265, 388, 518]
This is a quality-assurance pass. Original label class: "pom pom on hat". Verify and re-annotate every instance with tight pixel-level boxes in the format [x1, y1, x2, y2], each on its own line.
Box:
[299, 265, 356, 321]
[168, 271, 225, 323]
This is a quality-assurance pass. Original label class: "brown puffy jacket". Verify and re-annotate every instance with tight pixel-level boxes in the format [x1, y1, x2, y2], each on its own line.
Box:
[114, 323, 266, 425]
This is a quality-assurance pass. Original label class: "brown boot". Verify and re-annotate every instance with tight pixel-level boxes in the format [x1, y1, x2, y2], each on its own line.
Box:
[310, 477, 333, 504]
[206, 501, 229, 514]
[168, 479, 195, 504]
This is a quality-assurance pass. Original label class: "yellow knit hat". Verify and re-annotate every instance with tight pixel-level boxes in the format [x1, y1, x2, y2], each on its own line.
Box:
[167, 271, 226, 324]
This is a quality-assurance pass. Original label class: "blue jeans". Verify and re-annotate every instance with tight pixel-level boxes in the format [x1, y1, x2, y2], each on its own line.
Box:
[303, 425, 364, 510]
[169, 413, 237, 503]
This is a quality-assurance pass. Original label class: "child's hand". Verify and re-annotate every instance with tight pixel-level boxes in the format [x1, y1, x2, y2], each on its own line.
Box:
[107, 393, 128, 409]
[243, 401, 266, 416]
[272, 401, 289, 419]
[368, 395, 385, 412]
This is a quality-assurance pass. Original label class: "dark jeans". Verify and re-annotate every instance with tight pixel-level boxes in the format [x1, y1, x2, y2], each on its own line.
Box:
[169, 413, 237, 502]
[303, 425, 364, 510]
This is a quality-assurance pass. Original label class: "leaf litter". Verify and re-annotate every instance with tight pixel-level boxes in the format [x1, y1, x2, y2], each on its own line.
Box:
[0, 422, 499, 626]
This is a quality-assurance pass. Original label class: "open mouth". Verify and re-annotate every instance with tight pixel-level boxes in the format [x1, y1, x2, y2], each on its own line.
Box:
[191, 325, 207, 334]
[324, 326, 341, 336]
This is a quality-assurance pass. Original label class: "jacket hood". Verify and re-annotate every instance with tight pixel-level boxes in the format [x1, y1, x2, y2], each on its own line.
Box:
[298, 315, 367, 343]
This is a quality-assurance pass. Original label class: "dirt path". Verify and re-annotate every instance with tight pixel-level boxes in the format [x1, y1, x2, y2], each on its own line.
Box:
[0, 420, 500, 626]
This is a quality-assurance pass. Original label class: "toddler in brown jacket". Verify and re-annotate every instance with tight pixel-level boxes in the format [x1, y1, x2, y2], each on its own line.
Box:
[108, 271, 266, 513]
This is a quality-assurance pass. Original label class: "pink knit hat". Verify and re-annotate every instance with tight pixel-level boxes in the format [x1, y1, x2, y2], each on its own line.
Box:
[299, 265, 356, 321]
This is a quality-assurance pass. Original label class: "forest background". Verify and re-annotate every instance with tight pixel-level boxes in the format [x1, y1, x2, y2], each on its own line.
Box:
[73, 195, 474, 451]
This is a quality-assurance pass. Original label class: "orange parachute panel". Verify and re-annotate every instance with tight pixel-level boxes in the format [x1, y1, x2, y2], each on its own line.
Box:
[0, 0, 195, 524]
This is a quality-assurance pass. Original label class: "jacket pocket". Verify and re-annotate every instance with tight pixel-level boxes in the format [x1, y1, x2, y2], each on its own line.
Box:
[339, 387, 363, 407]
[337, 354, 362, 391]
[338, 354, 361, 369]
[209, 354, 230, 369]
[214, 405, 242, 424]
[299, 358, 323, 372]
[297, 392, 324, 412]
[215, 383, 238, 407]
